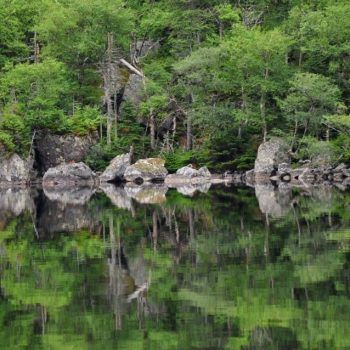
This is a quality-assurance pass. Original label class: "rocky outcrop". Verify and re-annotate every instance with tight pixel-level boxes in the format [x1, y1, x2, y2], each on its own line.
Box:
[99, 153, 131, 182]
[35, 132, 98, 173]
[0, 154, 32, 185]
[43, 162, 97, 188]
[124, 158, 168, 182]
[254, 140, 290, 180]
[121, 74, 144, 107]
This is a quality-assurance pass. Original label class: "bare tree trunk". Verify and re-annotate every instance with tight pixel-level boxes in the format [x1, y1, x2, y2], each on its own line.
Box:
[186, 116, 192, 151]
[150, 111, 155, 150]
[106, 33, 114, 146]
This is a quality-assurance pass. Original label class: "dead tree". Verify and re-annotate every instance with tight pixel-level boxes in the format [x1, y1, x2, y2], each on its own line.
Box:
[100, 33, 123, 145]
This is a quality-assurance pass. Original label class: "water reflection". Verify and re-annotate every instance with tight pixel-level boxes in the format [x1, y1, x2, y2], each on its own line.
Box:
[0, 184, 350, 349]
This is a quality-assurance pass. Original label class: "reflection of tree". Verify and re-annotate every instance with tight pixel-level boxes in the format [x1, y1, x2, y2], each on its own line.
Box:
[2, 187, 350, 348]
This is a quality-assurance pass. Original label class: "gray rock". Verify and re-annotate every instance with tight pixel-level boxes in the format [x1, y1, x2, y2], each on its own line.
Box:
[198, 166, 211, 178]
[342, 168, 350, 177]
[0, 154, 32, 184]
[277, 162, 292, 174]
[36, 132, 98, 173]
[100, 153, 131, 182]
[131, 40, 160, 60]
[254, 140, 290, 179]
[175, 165, 211, 179]
[124, 158, 168, 182]
[43, 162, 97, 188]
[122, 74, 144, 106]
[333, 163, 347, 172]
[176, 165, 199, 178]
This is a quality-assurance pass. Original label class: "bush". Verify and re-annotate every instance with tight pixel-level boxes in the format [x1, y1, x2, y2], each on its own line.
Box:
[0, 131, 15, 156]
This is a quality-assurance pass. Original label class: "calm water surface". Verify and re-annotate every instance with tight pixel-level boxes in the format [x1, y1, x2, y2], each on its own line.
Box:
[0, 183, 350, 349]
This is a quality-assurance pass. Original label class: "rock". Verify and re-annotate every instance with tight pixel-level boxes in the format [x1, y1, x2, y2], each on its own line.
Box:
[124, 183, 168, 204]
[179, 165, 211, 178]
[277, 162, 292, 174]
[176, 165, 199, 178]
[198, 166, 211, 178]
[254, 140, 290, 180]
[342, 168, 350, 177]
[124, 158, 168, 182]
[122, 74, 144, 106]
[0, 154, 32, 184]
[100, 153, 131, 182]
[43, 162, 97, 188]
[35, 132, 98, 173]
[131, 40, 160, 60]
[333, 163, 347, 172]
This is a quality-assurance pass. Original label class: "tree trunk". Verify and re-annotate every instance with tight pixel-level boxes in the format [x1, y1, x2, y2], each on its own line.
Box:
[150, 111, 155, 150]
[186, 115, 192, 151]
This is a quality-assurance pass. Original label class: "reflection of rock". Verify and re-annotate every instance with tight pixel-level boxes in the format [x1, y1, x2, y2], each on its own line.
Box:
[0, 188, 34, 217]
[0, 154, 32, 184]
[124, 158, 168, 182]
[255, 184, 292, 218]
[124, 183, 168, 204]
[37, 195, 99, 236]
[36, 132, 98, 173]
[43, 162, 97, 188]
[175, 183, 211, 197]
[100, 153, 131, 183]
[43, 186, 95, 205]
[100, 183, 133, 210]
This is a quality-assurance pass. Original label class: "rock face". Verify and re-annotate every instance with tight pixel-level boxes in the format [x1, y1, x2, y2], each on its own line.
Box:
[36, 132, 98, 173]
[0, 154, 32, 185]
[122, 74, 144, 106]
[124, 158, 168, 182]
[99, 153, 131, 182]
[254, 140, 290, 179]
[43, 162, 97, 188]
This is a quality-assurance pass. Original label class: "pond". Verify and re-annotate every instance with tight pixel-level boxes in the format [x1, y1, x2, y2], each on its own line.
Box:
[0, 183, 349, 349]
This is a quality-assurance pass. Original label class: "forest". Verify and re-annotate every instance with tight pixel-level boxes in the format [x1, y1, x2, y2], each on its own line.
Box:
[1, 0, 350, 172]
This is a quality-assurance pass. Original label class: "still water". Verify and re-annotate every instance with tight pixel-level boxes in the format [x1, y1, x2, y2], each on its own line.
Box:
[0, 183, 350, 349]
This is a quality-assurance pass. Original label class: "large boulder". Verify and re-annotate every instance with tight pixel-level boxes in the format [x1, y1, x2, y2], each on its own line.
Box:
[254, 140, 290, 180]
[124, 158, 168, 182]
[176, 165, 199, 178]
[43, 162, 97, 188]
[0, 154, 32, 184]
[35, 132, 98, 173]
[99, 153, 131, 182]
[165, 166, 211, 186]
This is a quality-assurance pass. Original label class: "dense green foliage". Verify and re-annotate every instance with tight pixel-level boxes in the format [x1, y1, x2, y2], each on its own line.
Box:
[1, 0, 350, 169]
